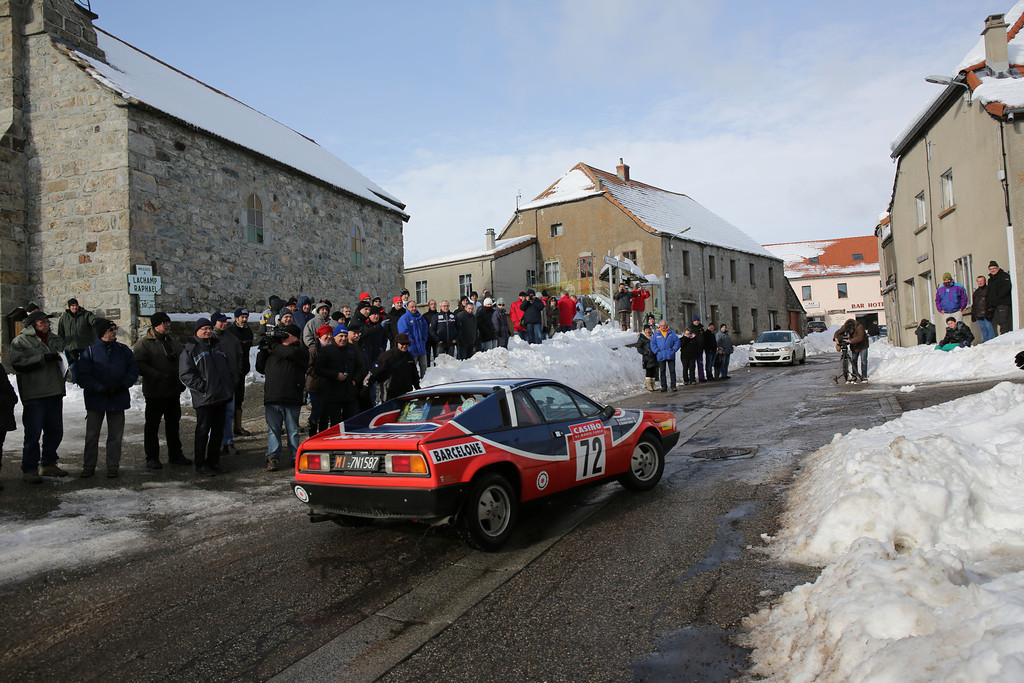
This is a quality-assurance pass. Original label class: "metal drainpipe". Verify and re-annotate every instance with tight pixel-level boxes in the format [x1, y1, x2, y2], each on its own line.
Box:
[999, 116, 1020, 330]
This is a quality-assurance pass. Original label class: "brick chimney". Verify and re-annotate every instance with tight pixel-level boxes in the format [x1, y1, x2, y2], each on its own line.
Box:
[23, 0, 104, 60]
[983, 13, 1009, 75]
[616, 158, 629, 182]
[485, 228, 496, 251]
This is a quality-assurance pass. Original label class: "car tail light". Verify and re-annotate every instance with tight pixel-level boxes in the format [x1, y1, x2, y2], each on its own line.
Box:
[386, 453, 429, 475]
[299, 452, 330, 472]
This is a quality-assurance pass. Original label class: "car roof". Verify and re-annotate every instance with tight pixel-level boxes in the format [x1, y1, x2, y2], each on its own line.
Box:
[403, 378, 559, 397]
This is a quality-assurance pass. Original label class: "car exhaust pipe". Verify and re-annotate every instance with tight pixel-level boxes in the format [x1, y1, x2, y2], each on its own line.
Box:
[308, 513, 336, 524]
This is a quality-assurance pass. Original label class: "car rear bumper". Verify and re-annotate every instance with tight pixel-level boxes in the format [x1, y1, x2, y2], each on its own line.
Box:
[291, 480, 469, 520]
[661, 432, 681, 451]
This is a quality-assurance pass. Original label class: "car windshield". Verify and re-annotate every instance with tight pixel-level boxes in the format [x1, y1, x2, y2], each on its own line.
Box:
[395, 393, 488, 423]
[756, 332, 793, 343]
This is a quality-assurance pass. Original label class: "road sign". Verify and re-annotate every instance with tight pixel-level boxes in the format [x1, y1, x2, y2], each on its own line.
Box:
[127, 274, 161, 295]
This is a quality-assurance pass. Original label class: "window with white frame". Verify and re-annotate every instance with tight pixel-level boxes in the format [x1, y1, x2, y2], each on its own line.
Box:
[915, 191, 927, 227]
[550, 223, 563, 237]
[544, 260, 560, 284]
[940, 169, 954, 210]
[459, 274, 473, 299]
[525, 269, 536, 287]
[801, 285, 811, 300]
[415, 280, 428, 303]
[954, 254, 973, 298]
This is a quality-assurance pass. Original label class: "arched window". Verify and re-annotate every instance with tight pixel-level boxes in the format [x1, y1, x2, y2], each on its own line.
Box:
[350, 223, 364, 266]
[247, 194, 264, 244]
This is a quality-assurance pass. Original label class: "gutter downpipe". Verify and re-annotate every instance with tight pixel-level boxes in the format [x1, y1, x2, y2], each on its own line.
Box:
[1000, 113, 1020, 330]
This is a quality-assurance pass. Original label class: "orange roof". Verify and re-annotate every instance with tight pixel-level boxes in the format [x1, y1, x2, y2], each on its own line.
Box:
[763, 235, 879, 279]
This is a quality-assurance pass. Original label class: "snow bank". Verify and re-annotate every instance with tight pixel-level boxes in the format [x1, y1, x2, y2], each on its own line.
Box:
[744, 381, 1024, 682]
[869, 329, 1024, 384]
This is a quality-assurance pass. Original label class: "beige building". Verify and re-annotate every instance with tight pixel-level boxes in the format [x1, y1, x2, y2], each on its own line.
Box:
[403, 230, 537, 305]
[765, 236, 884, 330]
[884, 10, 1022, 346]
[499, 160, 798, 336]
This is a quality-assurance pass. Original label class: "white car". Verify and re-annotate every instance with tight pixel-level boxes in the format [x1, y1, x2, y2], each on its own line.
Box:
[748, 330, 806, 366]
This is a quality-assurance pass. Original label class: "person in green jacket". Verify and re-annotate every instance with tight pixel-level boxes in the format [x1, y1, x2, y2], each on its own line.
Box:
[10, 310, 67, 483]
[57, 297, 98, 364]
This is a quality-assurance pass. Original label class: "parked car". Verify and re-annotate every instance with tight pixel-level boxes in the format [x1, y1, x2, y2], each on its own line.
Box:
[291, 379, 680, 550]
[748, 330, 806, 366]
[878, 324, 888, 337]
[806, 321, 827, 335]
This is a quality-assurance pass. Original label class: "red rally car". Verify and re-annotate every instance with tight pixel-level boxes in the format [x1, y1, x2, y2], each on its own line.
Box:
[292, 378, 679, 550]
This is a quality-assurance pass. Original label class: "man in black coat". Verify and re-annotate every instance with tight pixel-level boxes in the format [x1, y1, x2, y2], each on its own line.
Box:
[456, 301, 478, 360]
[313, 324, 361, 424]
[134, 312, 190, 468]
[227, 308, 254, 436]
[180, 318, 237, 476]
[988, 260, 1013, 335]
[431, 300, 459, 358]
[256, 324, 308, 471]
[519, 289, 544, 344]
[368, 333, 421, 400]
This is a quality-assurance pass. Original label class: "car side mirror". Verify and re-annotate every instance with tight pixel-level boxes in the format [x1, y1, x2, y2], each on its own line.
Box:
[602, 405, 615, 420]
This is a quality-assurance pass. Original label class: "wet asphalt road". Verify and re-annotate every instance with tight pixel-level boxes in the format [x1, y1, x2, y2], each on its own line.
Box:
[0, 354, 1018, 681]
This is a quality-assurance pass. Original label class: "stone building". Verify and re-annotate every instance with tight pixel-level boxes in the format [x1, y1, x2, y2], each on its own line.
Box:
[765, 235, 883, 330]
[884, 9, 1023, 346]
[499, 160, 797, 337]
[0, 0, 407, 351]
[404, 229, 537, 306]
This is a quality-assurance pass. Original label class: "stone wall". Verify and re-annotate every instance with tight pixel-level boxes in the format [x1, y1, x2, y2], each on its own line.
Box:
[127, 106, 405, 331]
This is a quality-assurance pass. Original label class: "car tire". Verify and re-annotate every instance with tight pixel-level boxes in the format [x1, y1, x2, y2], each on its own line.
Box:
[619, 435, 665, 491]
[789, 353, 796, 366]
[460, 472, 518, 551]
[332, 515, 372, 527]
[800, 350, 806, 365]
[749, 361, 756, 367]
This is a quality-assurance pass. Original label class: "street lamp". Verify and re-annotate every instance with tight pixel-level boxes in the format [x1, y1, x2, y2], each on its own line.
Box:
[925, 75, 972, 106]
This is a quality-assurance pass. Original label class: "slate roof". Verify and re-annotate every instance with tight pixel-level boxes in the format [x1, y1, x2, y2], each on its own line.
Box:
[518, 162, 775, 259]
[892, 1, 1024, 155]
[763, 236, 879, 280]
[64, 29, 406, 217]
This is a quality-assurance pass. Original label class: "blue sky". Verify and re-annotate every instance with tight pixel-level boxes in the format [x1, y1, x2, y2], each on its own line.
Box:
[92, 0, 1009, 262]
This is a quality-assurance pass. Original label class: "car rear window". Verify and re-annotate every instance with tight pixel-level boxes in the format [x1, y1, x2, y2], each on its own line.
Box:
[397, 393, 488, 423]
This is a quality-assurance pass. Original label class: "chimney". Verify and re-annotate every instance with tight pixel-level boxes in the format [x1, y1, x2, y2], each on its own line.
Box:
[983, 13, 1009, 75]
[485, 228, 496, 251]
[616, 158, 629, 182]
[23, 0, 105, 60]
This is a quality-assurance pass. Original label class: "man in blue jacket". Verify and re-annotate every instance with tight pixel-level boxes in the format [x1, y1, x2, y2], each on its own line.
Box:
[649, 320, 680, 392]
[75, 318, 139, 478]
[934, 272, 969, 322]
[397, 300, 430, 378]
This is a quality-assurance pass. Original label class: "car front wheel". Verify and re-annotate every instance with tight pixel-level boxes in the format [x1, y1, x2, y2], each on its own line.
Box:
[620, 435, 665, 491]
[460, 472, 518, 551]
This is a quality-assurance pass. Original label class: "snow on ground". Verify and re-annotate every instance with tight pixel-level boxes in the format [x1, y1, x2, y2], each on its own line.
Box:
[743, 381, 1024, 682]
[870, 329, 1024, 384]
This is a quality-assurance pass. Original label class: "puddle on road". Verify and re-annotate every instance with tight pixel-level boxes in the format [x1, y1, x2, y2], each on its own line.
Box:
[631, 624, 750, 682]
[677, 501, 756, 583]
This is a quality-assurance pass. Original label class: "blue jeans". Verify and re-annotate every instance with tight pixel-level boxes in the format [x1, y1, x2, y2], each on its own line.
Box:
[978, 318, 995, 342]
[850, 348, 868, 379]
[658, 359, 676, 390]
[527, 323, 543, 344]
[21, 395, 64, 472]
[265, 403, 301, 462]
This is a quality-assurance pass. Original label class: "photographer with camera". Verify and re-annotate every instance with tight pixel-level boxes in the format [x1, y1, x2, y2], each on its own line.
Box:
[834, 318, 868, 383]
[255, 323, 307, 471]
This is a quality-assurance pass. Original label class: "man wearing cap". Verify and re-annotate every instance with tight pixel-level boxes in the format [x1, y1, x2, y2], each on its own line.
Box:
[935, 272, 968, 322]
[74, 318, 138, 478]
[493, 298, 511, 348]
[212, 312, 245, 455]
[227, 308, 254, 436]
[10, 309, 68, 482]
[57, 297, 98, 365]
[302, 300, 333, 348]
[386, 295, 406, 348]
[134, 312, 190, 469]
[305, 324, 336, 436]
[368, 333, 420, 400]
[988, 260, 1013, 335]
[519, 289, 544, 344]
[397, 300, 430, 377]
[255, 323, 308, 471]
[423, 300, 439, 366]
[314, 323, 361, 423]
[478, 298, 497, 351]
[180, 318, 236, 475]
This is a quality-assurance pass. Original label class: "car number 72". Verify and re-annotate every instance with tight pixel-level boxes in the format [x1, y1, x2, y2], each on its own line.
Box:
[569, 420, 607, 481]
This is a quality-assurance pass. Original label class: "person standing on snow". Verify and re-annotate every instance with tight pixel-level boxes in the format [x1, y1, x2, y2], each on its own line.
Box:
[988, 260, 1013, 335]
[971, 276, 995, 343]
[935, 272, 969, 322]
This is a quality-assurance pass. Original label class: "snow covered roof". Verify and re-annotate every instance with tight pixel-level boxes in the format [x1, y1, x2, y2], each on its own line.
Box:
[519, 162, 775, 259]
[65, 29, 407, 217]
[763, 235, 879, 279]
[405, 235, 536, 270]
[892, 1, 1024, 155]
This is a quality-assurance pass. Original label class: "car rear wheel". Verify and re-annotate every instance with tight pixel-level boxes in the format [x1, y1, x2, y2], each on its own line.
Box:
[799, 349, 806, 364]
[620, 435, 665, 491]
[460, 473, 518, 551]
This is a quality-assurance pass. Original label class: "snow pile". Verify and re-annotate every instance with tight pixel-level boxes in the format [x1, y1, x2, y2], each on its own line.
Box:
[870, 329, 1024, 384]
[744, 381, 1024, 682]
[803, 326, 842, 355]
[421, 324, 640, 403]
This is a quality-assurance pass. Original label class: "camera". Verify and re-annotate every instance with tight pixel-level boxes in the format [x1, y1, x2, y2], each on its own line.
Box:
[258, 328, 289, 351]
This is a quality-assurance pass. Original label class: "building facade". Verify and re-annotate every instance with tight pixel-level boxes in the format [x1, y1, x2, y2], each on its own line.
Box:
[765, 236, 884, 330]
[884, 10, 1023, 346]
[404, 230, 538, 305]
[0, 0, 407, 351]
[500, 160, 798, 337]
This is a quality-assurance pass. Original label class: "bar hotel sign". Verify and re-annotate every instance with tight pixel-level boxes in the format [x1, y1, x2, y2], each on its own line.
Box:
[126, 265, 161, 315]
